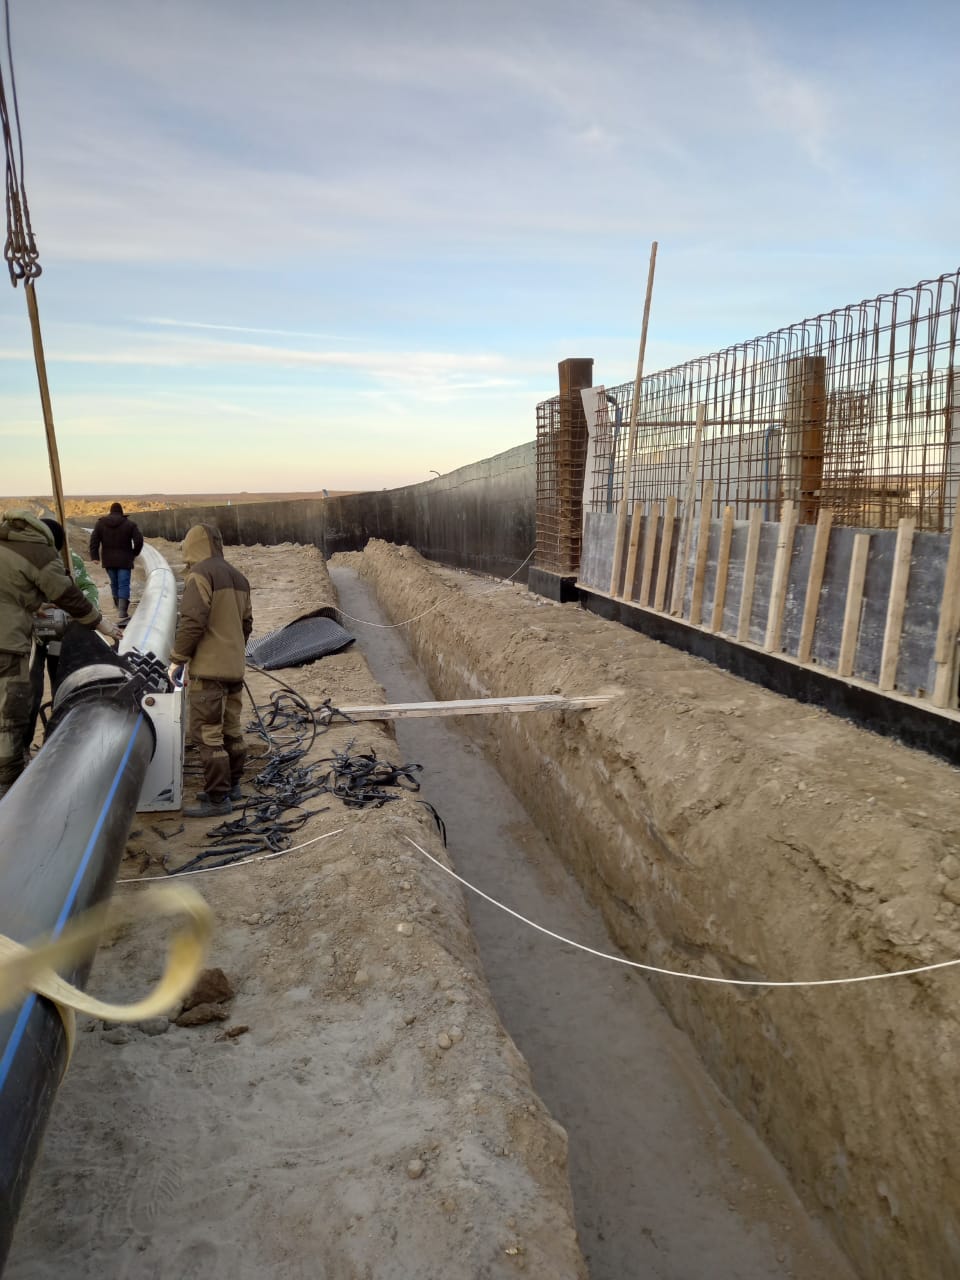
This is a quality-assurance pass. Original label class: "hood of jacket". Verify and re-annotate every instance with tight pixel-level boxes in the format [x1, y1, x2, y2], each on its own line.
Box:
[182, 523, 224, 567]
[0, 509, 55, 547]
[102, 512, 128, 528]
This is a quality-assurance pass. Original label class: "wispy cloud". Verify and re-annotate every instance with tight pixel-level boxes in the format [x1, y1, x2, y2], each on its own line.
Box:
[3, 0, 956, 495]
[141, 318, 349, 341]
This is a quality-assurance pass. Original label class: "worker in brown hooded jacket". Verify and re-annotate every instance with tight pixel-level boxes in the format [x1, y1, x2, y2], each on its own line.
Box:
[168, 523, 252, 818]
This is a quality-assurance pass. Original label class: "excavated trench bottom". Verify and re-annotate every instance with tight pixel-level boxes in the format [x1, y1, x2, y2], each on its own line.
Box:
[330, 566, 855, 1280]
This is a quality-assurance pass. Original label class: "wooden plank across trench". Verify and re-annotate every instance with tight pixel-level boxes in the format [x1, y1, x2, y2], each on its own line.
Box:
[339, 694, 614, 722]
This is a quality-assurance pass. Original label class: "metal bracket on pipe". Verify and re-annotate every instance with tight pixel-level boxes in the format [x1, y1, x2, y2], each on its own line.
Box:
[48, 650, 170, 743]
[137, 688, 185, 813]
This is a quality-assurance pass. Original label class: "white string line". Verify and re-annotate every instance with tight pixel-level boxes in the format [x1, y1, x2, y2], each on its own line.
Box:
[118, 828, 345, 885]
[404, 837, 960, 989]
[334, 547, 536, 630]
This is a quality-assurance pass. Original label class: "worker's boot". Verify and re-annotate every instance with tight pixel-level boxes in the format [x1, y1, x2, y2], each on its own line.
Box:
[196, 784, 243, 803]
[117, 598, 130, 627]
[183, 795, 233, 818]
[111, 595, 119, 611]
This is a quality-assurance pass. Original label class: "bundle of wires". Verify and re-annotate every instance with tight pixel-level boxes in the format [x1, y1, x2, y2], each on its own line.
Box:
[171, 670, 442, 875]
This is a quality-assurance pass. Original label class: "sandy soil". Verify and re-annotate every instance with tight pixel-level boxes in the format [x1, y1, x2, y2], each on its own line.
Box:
[348, 539, 960, 1280]
[13, 532, 959, 1279]
[330, 563, 858, 1280]
[7, 542, 586, 1280]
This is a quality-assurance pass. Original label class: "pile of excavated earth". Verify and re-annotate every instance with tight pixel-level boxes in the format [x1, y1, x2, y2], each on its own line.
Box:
[9, 535, 960, 1280]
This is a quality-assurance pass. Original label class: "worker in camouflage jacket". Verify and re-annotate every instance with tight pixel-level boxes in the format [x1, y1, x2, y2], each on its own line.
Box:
[0, 510, 122, 798]
[168, 524, 252, 818]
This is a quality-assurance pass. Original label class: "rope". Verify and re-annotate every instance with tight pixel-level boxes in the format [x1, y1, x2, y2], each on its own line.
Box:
[1, 0, 40, 286]
[1, 1, 72, 566]
[0, 883, 213, 1063]
[334, 548, 535, 630]
[404, 836, 960, 990]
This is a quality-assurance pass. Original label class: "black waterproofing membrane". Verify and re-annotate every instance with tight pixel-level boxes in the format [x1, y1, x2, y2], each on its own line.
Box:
[246, 607, 355, 670]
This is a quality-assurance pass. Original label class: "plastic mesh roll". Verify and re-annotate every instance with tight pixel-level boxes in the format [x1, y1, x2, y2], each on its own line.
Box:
[245, 612, 354, 670]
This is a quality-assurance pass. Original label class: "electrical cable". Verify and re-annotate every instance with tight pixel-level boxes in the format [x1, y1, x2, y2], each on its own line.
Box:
[161, 674, 430, 876]
[118, 827, 346, 884]
[403, 836, 960, 990]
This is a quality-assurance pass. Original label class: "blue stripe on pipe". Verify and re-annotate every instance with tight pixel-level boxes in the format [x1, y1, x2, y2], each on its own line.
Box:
[0, 712, 147, 1093]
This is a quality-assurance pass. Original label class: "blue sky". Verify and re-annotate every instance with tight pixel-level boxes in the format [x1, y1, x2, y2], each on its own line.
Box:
[2, 0, 957, 495]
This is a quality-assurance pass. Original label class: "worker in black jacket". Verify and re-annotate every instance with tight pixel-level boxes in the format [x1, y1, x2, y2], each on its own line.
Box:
[89, 502, 143, 624]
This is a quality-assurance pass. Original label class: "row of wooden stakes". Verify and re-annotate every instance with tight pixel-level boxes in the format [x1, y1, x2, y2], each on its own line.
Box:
[604, 481, 960, 712]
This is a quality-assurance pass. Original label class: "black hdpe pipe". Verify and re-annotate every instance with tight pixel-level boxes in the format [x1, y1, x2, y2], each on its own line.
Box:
[0, 546, 176, 1271]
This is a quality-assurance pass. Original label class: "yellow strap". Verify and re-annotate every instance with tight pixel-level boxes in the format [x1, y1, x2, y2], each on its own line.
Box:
[0, 884, 213, 1066]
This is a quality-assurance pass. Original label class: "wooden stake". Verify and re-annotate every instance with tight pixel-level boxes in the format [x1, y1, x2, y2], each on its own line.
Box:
[764, 500, 797, 652]
[710, 506, 735, 632]
[669, 405, 705, 616]
[931, 515, 960, 707]
[878, 516, 916, 691]
[610, 241, 659, 596]
[623, 506, 644, 601]
[689, 480, 715, 625]
[25, 281, 71, 575]
[736, 508, 763, 642]
[653, 495, 677, 611]
[797, 508, 833, 664]
[638, 502, 660, 606]
[838, 532, 870, 677]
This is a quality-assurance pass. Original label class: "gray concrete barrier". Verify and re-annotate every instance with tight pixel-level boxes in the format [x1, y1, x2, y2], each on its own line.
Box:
[134, 443, 535, 581]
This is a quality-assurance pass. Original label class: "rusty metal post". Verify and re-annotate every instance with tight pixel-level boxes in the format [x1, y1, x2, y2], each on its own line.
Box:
[784, 356, 827, 524]
[554, 357, 594, 574]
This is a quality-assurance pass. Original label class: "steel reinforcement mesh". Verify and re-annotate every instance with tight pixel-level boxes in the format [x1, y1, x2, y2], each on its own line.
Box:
[575, 270, 960, 531]
[536, 395, 570, 572]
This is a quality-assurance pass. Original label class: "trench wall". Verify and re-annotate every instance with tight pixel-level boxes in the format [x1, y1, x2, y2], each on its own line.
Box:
[133, 443, 535, 581]
[350, 539, 960, 1280]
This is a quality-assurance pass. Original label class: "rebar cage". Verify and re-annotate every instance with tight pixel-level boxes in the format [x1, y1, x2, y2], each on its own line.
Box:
[560, 270, 960, 533]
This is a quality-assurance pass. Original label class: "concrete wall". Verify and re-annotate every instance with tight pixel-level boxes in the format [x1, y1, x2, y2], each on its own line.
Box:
[134, 443, 535, 581]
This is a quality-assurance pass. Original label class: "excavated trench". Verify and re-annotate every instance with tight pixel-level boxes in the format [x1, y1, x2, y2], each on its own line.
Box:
[330, 563, 855, 1280]
[334, 541, 960, 1280]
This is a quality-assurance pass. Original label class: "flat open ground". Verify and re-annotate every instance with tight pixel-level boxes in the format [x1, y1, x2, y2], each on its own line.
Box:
[0, 493, 353, 518]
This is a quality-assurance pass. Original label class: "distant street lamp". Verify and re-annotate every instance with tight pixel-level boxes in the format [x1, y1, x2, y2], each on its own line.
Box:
[429, 470, 440, 478]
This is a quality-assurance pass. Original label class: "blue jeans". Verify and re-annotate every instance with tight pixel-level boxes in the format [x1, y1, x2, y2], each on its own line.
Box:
[106, 567, 131, 600]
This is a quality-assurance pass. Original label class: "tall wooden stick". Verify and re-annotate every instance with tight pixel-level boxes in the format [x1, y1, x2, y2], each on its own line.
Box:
[932, 514, 960, 706]
[878, 516, 915, 691]
[764, 500, 797, 652]
[25, 281, 71, 575]
[670, 404, 705, 616]
[736, 508, 763, 642]
[689, 480, 715, 625]
[623, 506, 644, 600]
[710, 506, 735, 632]
[653, 495, 678, 611]
[797, 508, 833, 664]
[610, 241, 658, 596]
[838, 533, 870, 677]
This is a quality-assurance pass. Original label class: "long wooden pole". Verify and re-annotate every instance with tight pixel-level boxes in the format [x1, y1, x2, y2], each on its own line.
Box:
[609, 240, 658, 595]
[24, 280, 71, 575]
